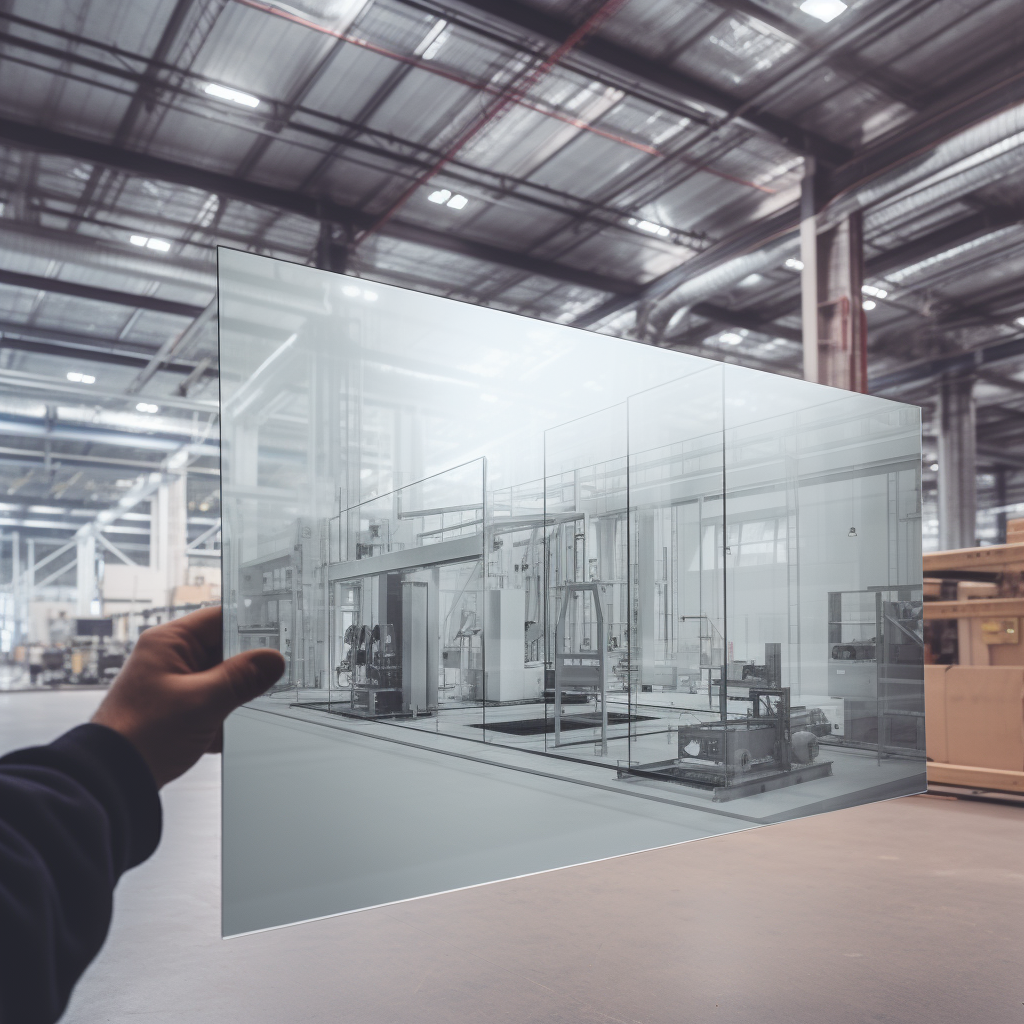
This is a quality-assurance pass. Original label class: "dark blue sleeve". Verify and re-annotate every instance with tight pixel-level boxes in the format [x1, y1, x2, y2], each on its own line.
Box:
[0, 724, 162, 1024]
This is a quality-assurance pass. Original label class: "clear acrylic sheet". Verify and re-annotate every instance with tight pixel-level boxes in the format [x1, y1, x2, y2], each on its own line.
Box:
[218, 248, 924, 936]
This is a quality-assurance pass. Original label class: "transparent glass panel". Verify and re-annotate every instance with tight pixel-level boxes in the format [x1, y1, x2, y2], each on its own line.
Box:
[721, 366, 924, 793]
[542, 404, 629, 764]
[219, 248, 925, 937]
[626, 367, 732, 784]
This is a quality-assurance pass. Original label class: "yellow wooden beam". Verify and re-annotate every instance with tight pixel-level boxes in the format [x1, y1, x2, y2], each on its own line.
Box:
[923, 542, 1024, 572]
[923, 597, 1024, 619]
[927, 762, 1024, 793]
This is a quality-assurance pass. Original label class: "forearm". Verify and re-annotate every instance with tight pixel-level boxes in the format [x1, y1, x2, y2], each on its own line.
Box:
[0, 725, 161, 1024]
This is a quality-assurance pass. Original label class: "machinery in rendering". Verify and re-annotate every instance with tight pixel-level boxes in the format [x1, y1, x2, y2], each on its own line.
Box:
[625, 687, 832, 800]
[552, 582, 607, 751]
[828, 586, 925, 754]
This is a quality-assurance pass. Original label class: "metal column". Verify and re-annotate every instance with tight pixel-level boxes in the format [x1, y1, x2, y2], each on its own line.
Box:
[152, 474, 188, 606]
[800, 161, 867, 391]
[938, 377, 977, 550]
[76, 534, 95, 616]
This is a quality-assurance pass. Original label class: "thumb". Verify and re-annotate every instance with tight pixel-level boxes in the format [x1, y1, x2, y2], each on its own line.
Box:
[197, 648, 286, 718]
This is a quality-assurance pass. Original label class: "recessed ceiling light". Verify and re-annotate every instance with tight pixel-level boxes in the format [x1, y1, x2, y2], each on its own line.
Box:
[1015, 316, 1024, 327]
[930, 463, 939, 472]
[863, 284, 888, 299]
[784, 257, 804, 271]
[446, 194, 468, 210]
[204, 82, 260, 108]
[720, 332, 743, 345]
[428, 189, 452, 205]
[67, 371, 96, 384]
[128, 234, 171, 253]
[414, 19, 448, 60]
[862, 300, 876, 311]
[136, 402, 159, 414]
[799, 0, 848, 23]
[628, 218, 671, 238]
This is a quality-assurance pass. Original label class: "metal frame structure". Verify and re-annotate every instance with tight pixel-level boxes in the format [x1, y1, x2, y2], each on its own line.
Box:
[2, 0, 1024, 643]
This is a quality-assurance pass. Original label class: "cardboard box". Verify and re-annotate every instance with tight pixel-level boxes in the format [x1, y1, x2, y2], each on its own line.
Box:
[925, 664, 1024, 771]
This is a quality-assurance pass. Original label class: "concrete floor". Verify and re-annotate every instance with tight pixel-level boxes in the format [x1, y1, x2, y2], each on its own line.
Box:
[2, 690, 1022, 1023]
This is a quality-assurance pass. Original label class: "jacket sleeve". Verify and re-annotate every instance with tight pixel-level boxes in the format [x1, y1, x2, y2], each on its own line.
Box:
[0, 724, 162, 1024]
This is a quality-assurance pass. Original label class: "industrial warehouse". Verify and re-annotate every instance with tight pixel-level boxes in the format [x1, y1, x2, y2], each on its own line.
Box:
[0, 0, 1022, 1022]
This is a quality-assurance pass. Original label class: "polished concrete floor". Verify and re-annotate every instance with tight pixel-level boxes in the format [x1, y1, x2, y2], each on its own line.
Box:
[2, 690, 1022, 1023]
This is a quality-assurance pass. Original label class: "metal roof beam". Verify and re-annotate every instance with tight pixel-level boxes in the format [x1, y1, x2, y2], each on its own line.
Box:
[0, 446, 216, 474]
[830, 57, 1024, 197]
[690, 302, 802, 342]
[0, 268, 205, 318]
[869, 334, 1024, 395]
[0, 117, 643, 296]
[351, 224, 640, 296]
[428, 0, 849, 162]
[0, 323, 215, 378]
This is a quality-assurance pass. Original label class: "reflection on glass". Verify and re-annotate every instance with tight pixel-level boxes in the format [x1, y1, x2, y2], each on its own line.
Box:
[220, 247, 925, 930]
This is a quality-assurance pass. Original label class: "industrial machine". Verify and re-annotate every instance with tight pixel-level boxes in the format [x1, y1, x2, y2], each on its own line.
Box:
[828, 586, 925, 753]
[552, 582, 607, 751]
[625, 687, 832, 800]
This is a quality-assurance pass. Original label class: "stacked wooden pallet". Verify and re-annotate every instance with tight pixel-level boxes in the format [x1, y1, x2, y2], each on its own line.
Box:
[924, 530, 1024, 797]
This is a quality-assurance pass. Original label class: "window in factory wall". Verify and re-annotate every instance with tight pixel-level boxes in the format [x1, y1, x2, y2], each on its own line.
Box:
[217, 247, 925, 937]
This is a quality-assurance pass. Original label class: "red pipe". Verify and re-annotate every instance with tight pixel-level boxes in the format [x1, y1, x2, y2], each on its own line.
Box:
[232, 0, 776, 200]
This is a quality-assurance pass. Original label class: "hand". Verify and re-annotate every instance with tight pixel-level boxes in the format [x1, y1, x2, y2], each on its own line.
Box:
[92, 606, 284, 788]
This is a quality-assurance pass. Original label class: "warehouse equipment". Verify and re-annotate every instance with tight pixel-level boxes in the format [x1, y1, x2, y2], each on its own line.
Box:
[552, 582, 607, 752]
[623, 687, 831, 800]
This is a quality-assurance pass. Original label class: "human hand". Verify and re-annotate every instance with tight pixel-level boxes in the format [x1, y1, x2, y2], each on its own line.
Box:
[92, 606, 284, 788]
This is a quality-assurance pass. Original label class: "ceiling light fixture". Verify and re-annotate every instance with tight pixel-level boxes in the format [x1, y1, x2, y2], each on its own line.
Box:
[67, 371, 96, 384]
[414, 19, 448, 60]
[784, 257, 804, 271]
[446, 194, 468, 210]
[799, 0, 848, 23]
[129, 234, 171, 252]
[862, 300, 876, 311]
[204, 82, 260, 108]
[720, 332, 743, 345]
[930, 462, 939, 472]
[863, 284, 888, 299]
[1015, 317, 1024, 327]
[628, 218, 671, 238]
[428, 189, 452, 204]
[136, 402, 159, 414]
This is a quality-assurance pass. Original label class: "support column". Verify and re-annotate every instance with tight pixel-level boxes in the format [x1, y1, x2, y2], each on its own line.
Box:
[11, 532, 20, 648]
[800, 162, 867, 391]
[938, 377, 977, 551]
[76, 535, 96, 617]
[25, 538, 34, 643]
[994, 468, 1008, 545]
[152, 474, 189, 608]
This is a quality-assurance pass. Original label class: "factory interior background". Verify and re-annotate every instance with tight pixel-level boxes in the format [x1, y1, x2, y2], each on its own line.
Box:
[0, 0, 1021, 1019]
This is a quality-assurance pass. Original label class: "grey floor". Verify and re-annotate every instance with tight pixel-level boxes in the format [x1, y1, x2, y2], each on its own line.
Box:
[2, 690, 1022, 1024]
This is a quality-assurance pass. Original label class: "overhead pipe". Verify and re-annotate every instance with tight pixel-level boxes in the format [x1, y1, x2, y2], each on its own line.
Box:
[639, 102, 1024, 340]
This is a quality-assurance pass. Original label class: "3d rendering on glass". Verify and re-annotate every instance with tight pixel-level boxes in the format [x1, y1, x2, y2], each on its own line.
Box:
[218, 247, 924, 937]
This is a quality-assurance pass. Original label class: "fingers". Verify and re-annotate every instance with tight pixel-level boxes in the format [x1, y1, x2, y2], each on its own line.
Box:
[196, 648, 286, 718]
[161, 606, 224, 668]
